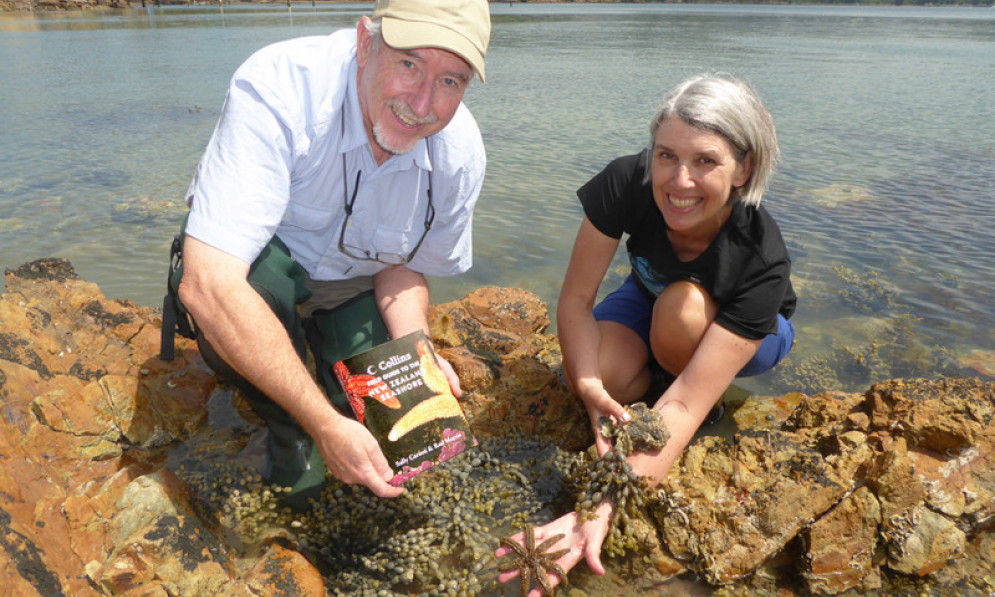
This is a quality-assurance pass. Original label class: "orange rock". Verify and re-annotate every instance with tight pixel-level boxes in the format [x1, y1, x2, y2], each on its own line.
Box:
[3, 259, 995, 596]
[245, 542, 325, 597]
[802, 486, 881, 593]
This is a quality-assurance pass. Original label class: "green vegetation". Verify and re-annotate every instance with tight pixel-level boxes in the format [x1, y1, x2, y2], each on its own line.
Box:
[769, 265, 963, 395]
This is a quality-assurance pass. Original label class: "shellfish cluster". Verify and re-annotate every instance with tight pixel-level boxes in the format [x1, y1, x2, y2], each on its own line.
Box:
[180, 434, 583, 596]
[177, 405, 669, 594]
[567, 403, 668, 558]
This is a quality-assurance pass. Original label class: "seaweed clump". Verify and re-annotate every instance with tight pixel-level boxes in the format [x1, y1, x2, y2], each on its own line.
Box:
[565, 403, 665, 559]
[768, 264, 962, 394]
[770, 314, 960, 395]
[832, 264, 900, 313]
[179, 434, 583, 596]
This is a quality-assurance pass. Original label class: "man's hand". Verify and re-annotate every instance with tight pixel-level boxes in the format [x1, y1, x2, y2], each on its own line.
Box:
[315, 415, 404, 498]
[437, 354, 463, 398]
[495, 503, 613, 597]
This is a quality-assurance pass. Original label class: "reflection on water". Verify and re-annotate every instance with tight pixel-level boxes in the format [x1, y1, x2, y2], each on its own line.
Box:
[1, 3, 994, 396]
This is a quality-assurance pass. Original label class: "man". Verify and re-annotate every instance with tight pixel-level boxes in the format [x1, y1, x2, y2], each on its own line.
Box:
[173, 0, 490, 507]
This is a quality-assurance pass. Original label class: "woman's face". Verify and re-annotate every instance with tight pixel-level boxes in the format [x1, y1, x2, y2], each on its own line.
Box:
[651, 117, 751, 241]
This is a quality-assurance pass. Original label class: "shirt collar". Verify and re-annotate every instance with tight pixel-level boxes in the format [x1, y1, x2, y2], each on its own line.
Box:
[342, 58, 432, 174]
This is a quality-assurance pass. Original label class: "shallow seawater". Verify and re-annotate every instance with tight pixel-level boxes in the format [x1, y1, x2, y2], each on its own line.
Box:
[4, 7, 994, 592]
[2, 3, 994, 396]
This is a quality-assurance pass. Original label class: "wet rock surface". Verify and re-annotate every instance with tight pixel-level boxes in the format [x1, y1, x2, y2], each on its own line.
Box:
[0, 257, 993, 596]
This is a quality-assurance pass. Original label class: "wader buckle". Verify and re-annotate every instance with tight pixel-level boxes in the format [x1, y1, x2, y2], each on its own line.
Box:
[160, 234, 196, 361]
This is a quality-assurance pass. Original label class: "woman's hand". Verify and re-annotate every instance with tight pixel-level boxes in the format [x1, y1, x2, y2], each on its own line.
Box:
[495, 502, 613, 597]
[578, 384, 630, 456]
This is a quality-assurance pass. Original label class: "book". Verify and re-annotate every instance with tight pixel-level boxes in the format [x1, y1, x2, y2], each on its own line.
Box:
[331, 330, 477, 486]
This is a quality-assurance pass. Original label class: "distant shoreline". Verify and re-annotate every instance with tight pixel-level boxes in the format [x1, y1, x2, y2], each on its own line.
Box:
[169, 0, 995, 8]
[3, 0, 993, 18]
[189, 0, 993, 5]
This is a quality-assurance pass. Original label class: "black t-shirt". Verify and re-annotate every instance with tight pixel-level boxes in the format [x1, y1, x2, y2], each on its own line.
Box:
[578, 150, 796, 340]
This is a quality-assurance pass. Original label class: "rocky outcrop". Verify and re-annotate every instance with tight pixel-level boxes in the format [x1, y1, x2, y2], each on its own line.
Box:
[0, 259, 304, 596]
[0, 257, 992, 596]
[651, 379, 994, 595]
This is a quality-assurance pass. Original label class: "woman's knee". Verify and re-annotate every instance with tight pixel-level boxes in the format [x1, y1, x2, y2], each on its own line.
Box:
[649, 281, 717, 373]
[655, 281, 716, 324]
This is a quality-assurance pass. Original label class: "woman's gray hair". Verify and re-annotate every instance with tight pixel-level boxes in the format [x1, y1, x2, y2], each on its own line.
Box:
[646, 73, 780, 207]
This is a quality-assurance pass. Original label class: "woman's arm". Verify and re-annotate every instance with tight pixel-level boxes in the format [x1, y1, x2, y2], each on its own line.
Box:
[557, 218, 631, 433]
[630, 322, 761, 481]
[499, 322, 761, 596]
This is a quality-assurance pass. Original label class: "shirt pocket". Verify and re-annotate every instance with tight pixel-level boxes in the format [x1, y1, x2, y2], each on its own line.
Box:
[369, 223, 416, 256]
[339, 219, 414, 260]
[281, 201, 337, 233]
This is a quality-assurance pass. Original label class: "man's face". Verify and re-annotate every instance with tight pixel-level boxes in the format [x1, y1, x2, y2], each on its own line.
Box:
[356, 18, 473, 165]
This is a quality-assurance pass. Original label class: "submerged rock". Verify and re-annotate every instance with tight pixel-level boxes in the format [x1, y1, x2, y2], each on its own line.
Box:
[804, 184, 876, 208]
[1, 258, 993, 596]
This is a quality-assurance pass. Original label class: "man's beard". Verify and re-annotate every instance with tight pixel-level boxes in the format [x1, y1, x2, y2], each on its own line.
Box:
[372, 101, 438, 156]
[372, 122, 418, 155]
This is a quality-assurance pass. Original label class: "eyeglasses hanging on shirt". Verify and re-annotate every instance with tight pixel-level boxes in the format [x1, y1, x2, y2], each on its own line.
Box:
[337, 142, 435, 266]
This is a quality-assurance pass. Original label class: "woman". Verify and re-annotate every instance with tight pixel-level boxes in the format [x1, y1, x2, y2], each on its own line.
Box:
[498, 73, 796, 594]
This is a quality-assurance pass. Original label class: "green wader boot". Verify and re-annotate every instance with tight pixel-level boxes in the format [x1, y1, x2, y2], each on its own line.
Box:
[274, 288, 388, 510]
[169, 232, 327, 511]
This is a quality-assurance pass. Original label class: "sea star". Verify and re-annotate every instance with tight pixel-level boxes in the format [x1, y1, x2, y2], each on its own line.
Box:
[498, 523, 569, 597]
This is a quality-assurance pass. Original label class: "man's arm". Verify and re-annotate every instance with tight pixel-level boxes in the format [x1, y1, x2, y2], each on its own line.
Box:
[178, 236, 403, 498]
[558, 217, 632, 442]
[374, 265, 462, 397]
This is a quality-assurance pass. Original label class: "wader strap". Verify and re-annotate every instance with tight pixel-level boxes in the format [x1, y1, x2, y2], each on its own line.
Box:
[160, 228, 196, 361]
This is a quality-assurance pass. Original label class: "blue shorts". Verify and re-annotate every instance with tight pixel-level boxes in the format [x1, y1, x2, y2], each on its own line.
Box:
[592, 275, 794, 378]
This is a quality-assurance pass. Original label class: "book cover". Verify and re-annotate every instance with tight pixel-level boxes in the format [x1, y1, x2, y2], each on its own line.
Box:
[331, 330, 476, 486]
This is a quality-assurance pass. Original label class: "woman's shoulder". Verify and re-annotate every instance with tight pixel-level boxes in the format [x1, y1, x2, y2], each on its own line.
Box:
[577, 149, 654, 239]
[603, 149, 649, 182]
[728, 202, 790, 261]
[579, 150, 649, 201]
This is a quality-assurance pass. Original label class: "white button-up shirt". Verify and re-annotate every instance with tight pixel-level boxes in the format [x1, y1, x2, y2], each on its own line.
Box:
[184, 29, 486, 280]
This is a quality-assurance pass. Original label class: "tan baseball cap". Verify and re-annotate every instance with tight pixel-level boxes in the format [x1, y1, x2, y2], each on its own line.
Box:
[373, 0, 491, 82]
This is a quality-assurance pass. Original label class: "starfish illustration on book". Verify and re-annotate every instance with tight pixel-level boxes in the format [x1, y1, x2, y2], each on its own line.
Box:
[332, 330, 476, 484]
[386, 337, 466, 441]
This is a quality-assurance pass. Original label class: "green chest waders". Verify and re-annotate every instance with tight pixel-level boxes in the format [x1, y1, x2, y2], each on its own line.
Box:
[305, 292, 389, 413]
[162, 224, 390, 509]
